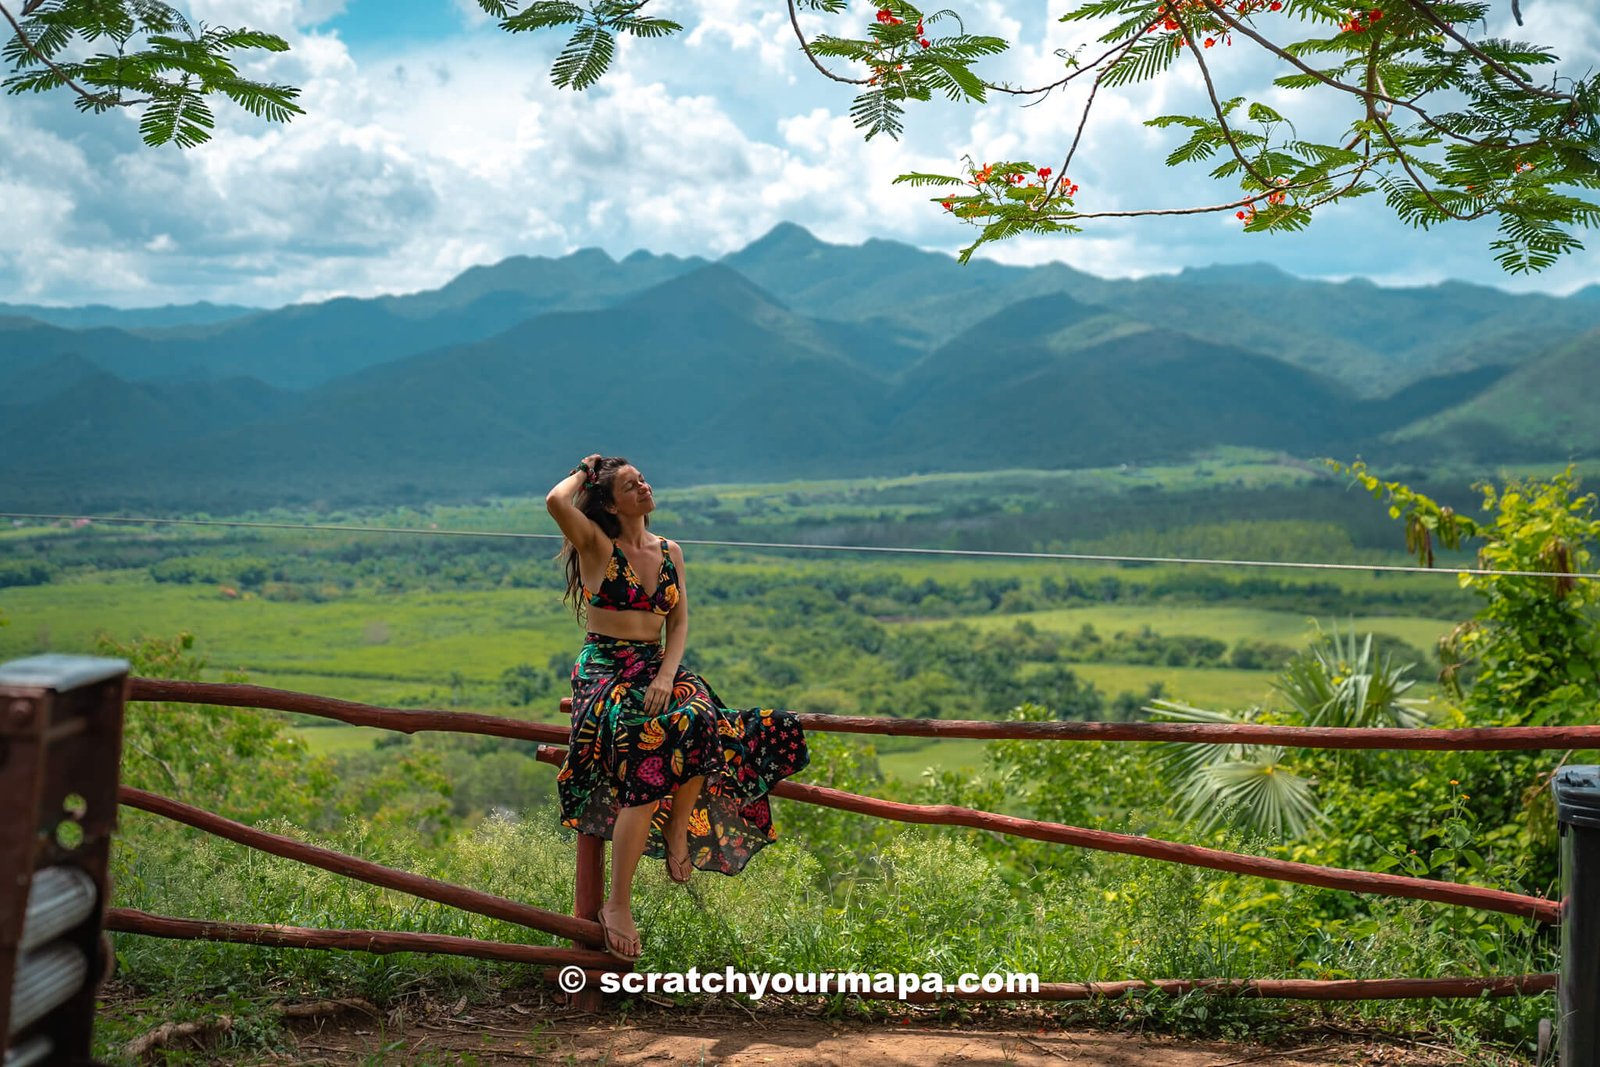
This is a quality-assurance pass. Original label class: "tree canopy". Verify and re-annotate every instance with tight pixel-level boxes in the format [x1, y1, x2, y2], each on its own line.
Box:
[5, 0, 1597, 271]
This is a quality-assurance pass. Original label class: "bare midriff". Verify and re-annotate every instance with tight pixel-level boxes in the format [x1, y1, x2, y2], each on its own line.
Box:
[583, 605, 667, 643]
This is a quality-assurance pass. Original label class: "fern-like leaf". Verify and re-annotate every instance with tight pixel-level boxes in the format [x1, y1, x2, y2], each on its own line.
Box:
[550, 23, 614, 90]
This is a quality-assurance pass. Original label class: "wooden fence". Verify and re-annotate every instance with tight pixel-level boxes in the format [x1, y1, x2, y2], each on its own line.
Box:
[94, 676, 1591, 1011]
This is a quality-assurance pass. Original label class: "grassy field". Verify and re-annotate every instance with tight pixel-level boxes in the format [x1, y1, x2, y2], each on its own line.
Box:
[0, 454, 1485, 773]
[901, 603, 1457, 651]
[0, 579, 578, 689]
[874, 737, 1000, 779]
[4, 566, 1461, 764]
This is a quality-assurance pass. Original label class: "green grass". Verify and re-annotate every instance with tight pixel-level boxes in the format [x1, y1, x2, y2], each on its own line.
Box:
[876, 738, 996, 780]
[898, 604, 1457, 651]
[294, 722, 388, 756]
[0, 581, 580, 686]
[1070, 662, 1278, 707]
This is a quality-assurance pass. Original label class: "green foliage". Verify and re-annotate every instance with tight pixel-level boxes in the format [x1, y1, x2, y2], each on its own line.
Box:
[0, 558, 52, 587]
[478, 0, 682, 90]
[1338, 460, 1600, 723]
[1273, 619, 1429, 729]
[53, 479, 1574, 1055]
[96, 629, 335, 827]
[900, 0, 1600, 270]
[1143, 700, 1325, 838]
[2, 0, 302, 147]
[805, 3, 1007, 140]
[1141, 618, 1431, 838]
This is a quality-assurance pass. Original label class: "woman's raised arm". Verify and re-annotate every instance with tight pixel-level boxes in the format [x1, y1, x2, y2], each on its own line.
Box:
[546, 454, 605, 554]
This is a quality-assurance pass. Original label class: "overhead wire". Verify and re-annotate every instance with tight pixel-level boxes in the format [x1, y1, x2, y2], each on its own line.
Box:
[3, 510, 1595, 583]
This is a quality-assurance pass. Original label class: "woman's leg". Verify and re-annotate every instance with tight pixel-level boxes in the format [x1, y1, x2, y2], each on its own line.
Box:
[663, 775, 705, 864]
[601, 800, 655, 957]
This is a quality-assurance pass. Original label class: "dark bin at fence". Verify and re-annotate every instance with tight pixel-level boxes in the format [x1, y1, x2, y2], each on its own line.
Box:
[1555, 765, 1600, 1067]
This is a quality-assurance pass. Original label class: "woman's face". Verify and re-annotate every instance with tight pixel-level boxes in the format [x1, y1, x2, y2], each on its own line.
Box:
[609, 465, 655, 519]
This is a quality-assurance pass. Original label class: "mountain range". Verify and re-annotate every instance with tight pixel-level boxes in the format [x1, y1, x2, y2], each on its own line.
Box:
[1, 223, 1596, 511]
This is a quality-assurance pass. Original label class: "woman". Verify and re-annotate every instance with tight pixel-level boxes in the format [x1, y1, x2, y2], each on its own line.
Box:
[546, 454, 811, 962]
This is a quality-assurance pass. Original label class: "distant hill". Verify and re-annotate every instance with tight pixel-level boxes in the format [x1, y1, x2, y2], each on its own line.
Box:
[1387, 329, 1600, 460]
[0, 301, 258, 331]
[3, 224, 1599, 510]
[0, 248, 706, 390]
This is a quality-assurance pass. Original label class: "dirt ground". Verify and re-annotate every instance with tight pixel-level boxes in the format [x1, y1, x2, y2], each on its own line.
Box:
[235, 991, 1518, 1066]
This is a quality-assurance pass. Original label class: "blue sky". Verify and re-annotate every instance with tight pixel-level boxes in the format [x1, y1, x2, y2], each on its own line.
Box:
[2, 0, 1597, 308]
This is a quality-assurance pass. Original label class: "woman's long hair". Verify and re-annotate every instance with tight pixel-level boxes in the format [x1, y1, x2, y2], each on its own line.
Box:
[557, 455, 649, 620]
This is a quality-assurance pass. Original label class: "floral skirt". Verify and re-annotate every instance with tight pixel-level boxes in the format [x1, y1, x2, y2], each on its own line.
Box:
[555, 633, 810, 876]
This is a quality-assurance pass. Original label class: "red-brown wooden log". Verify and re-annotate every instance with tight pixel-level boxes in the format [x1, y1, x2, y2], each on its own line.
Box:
[131, 678, 1600, 751]
[106, 908, 623, 969]
[771, 778, 1559, 921]
[530, 745, 1555, 922]
[571, 834, 610, 1010]
[786, 713, 1600, 750]
[128, 678, 568, 744]
[118, 787, 601, 943]
[536, 971, 1554, 1002]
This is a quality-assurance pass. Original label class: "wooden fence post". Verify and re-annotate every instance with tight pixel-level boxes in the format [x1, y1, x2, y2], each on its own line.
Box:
[1, 654, 129, 1066]
[571, 834, 606, 1011]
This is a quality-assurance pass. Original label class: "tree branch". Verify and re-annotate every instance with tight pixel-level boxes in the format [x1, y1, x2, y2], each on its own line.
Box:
[1041, 36, 1140, 205]
[1180, 21, 1276, 189]
[1031, 162, 1371, 221]
[1190, 0, 1508, 151]
[1373, 111, 1494, 222]
[0, 1, 117, 107]
[1399, 0, 1571, 102]
[784, 0, 870, 86]
[986, 35, 1140, 99]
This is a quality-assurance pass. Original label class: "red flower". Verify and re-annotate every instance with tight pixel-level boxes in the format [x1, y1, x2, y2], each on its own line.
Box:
[1038, 167, 1053, 179]
[1203, 36, 1214, 46]
[919, 37, 929, 47]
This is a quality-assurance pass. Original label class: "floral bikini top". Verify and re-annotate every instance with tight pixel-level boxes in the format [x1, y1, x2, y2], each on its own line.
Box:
[583, 537, 680, 616]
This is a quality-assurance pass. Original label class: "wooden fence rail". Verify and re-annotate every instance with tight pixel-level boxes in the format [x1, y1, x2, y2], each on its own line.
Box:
[521, 745, 1559, 921]
[119, 786, 601, 944]
[129, 677, 1600, 750]
[105, 909, 620, 969]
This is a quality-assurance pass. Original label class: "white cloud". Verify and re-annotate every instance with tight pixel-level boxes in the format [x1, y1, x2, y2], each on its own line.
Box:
[1, 0, 1598, 306]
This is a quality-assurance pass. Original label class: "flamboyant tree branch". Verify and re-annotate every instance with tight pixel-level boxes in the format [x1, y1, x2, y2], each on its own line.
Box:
[0, 1, 112, 107]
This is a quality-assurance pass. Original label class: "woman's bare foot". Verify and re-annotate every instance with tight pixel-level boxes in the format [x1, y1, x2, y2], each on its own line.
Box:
[597, 900, 641, 960]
